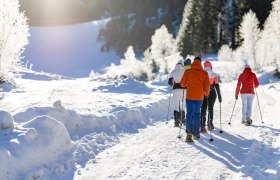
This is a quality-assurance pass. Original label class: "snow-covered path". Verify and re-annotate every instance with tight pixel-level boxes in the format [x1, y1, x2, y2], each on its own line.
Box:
[74, 84, 280, 180]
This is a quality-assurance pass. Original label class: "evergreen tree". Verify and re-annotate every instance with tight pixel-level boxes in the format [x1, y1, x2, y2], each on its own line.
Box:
[256, 0, 280, 67]
[239, 10, 260, 71]
[176, 0, 194, 58]
[144, 25, 177, 75]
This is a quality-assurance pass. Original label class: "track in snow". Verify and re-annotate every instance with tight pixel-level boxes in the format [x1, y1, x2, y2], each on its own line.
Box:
[74, 85, 280, 180]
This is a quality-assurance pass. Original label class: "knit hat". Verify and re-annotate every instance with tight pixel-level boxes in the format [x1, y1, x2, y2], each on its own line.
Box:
[204, 61, 212, 68]
[244, 64, 250, 68]
[184, 58, 191, 66]
[194, 57, 201, 62]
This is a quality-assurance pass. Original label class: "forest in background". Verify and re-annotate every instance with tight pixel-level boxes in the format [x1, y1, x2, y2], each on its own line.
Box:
[20, 0, 273, 56]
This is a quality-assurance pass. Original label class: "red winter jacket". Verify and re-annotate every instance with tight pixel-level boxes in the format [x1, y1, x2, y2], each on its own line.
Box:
[235, 68, 259, 97]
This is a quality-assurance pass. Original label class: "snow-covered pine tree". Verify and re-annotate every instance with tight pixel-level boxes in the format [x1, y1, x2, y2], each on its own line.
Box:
[256, 0, 280, 68]
[144, 25, 177, 75]
[176, 0, 194, 58]
[0, 0, 29, 82]
[239, 10, 260, 71]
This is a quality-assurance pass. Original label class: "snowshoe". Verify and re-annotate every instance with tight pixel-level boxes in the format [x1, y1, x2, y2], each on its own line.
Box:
[185, 133, 193, 143]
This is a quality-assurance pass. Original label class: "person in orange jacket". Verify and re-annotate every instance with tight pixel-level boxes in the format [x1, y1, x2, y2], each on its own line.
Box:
[180, 57, 210, 142]
[235, 64, 259, 125]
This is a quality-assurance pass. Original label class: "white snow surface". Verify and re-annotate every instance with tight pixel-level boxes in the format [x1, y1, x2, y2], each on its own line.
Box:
[23, 19, 119, 78]
[0, 61, 279, 179]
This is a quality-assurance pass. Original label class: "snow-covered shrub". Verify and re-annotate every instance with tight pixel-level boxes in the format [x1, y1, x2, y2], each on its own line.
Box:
[105, 46, 149, 81]
[0, 0, 29, 82]
[0, 110, 14, 129]
[143, 25, 179, 76]
[89, 70, 100, 79]
[239, 10, 260, 71]
[53, 100, 65, 112]
[217, 45, 233, 61]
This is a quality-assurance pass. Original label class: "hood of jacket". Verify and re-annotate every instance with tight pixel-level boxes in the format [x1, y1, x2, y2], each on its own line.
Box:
[174, 63, 185, 70]
[191, 60, 203, 70]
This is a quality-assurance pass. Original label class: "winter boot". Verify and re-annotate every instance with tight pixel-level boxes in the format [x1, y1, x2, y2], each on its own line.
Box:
[207, 123, 214, 131]
[185, 133, 193, 143]
[245, 117, 253, 125]
[174, 110, 179, 127]
[200, 126, 207, 133]
[193, 134, 200, 140]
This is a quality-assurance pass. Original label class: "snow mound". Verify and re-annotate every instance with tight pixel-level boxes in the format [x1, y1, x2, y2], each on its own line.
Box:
[0, 110, 14, 129]
[14, 106, 83, 137]
[98, 77, 153, 94]
[0, 115, 72, 179]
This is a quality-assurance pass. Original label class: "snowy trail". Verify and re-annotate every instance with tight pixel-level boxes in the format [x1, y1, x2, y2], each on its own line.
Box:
[74, 84, 280, 180]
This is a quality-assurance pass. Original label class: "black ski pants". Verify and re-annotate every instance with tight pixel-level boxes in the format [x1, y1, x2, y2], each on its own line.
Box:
[201, 89, 217, 127]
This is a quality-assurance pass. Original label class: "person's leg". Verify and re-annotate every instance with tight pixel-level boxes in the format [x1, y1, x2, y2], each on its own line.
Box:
[207, 90, 216, 130]
[200, 97, 207, 129]
[193, 100, 203, 137]
[246, 94, 255, 119]
[186, 100, 194, 134]
[173, 89, 180, 126]
[241, 94, 248, 123]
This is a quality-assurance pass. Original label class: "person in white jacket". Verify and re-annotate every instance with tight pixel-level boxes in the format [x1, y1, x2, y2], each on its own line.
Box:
[168, 60, 187, 127]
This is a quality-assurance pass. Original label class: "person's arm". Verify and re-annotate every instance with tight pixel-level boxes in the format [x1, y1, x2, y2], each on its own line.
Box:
[204, 73, 210, 97]
[254, 73, 259, 88]
[235, 75, 242, 99]
[168, 77, 174, 86]
[214, 83, 222, 103]
[180, 70, 188, 87]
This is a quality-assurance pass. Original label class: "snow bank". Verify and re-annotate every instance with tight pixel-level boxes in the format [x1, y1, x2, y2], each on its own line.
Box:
[14, 105, 83, 137]
[0, 115, 72, 180]
[0, 110, 14, 129]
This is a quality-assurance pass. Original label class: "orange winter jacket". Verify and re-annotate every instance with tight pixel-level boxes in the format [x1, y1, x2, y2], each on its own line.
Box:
[180, 60, 210, 100]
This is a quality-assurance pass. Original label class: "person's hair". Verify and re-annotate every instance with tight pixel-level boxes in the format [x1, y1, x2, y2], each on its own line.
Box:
[194, 57, 201, 62]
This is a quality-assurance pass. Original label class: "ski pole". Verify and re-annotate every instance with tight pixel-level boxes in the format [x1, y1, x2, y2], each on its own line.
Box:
[178, 89, 185, 139]
[165, 88, 172, 124]
[219, 103, 223, 133]
[178, 101, 182, 139]
[255, 88, 264, 123]
[228, 99, 237, 125]
[208, 113, 214, 142]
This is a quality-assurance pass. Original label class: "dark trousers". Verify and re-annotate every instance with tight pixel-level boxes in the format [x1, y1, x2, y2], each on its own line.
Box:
[201, 89, 216, 127]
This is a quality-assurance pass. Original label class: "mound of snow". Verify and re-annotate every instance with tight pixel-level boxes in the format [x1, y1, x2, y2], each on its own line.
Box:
[98, 77, 153, 94]
[14, 106, 83, 137]
[0, 115, 72, 179]
[0, 110, 14, 129]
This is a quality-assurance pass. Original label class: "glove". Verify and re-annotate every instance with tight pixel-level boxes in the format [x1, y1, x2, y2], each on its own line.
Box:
[218, 97, 222, 103]
[235, 96, 238, 100]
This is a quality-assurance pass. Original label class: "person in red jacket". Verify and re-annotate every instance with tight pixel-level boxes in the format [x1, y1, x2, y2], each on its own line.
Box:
[235, 64, 259, 125]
